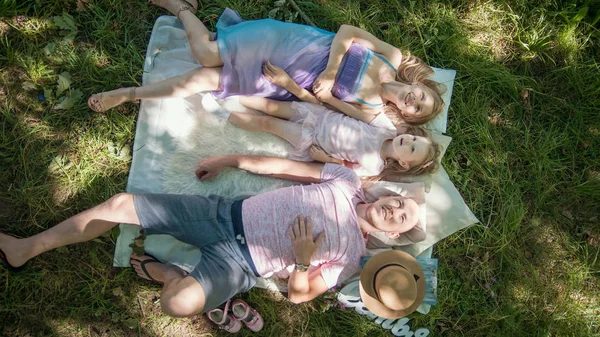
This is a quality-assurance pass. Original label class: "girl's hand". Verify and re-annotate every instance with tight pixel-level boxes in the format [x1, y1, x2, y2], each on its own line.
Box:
[289, 216, 325, 265]
[263, 61, 292, 88]
[309, 145, 334, 163]
[312, 69, 336, 94]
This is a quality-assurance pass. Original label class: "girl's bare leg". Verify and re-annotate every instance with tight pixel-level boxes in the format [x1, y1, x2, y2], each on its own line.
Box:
[88, 67, 222, 112]
[0, 193, 139, 268]
[228, 112, 302, 147]
[179, 11, 223, 67]
[237, 96, 294, 120]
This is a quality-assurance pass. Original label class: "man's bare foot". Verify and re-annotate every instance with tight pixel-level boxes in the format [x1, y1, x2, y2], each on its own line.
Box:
[0, 233, 28, 269]
[87, 87, 137, 112]
[130, 253, 173, 284]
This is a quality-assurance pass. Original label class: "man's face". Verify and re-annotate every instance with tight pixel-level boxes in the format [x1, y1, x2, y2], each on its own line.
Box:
[365, 196, 420, 234]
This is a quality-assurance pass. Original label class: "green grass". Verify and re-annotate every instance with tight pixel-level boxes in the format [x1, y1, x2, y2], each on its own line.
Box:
[1, 0, 599, 336]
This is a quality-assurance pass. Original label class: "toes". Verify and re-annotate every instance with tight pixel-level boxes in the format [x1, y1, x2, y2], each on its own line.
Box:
[87, 96, 102, 112]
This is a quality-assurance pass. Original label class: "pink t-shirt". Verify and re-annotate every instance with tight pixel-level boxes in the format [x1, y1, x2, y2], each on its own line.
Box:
[242, 164, 367, 288]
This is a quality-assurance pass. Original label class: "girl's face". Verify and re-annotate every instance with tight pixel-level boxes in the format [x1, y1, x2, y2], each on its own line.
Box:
[391, 134, 431, 168]
[388, 82, 436, 118]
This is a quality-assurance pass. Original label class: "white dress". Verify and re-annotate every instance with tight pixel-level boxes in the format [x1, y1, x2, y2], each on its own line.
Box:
[287, 102, 397, 176]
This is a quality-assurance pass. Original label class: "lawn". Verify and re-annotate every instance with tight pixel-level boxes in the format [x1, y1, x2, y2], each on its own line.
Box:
[1, 0, 599, 336]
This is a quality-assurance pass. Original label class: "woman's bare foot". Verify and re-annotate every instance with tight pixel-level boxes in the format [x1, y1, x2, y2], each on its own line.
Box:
[0, 233, 29, 268]
[87, 87, 137, 112]
[149, 0, 198, 17]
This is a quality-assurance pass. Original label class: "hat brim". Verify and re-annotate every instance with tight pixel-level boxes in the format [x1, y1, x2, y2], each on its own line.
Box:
[359, 250, 425, 319]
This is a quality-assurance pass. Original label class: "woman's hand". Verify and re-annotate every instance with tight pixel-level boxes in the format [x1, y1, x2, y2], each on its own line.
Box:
[263, 61, 293, 88]
[289, 216, 325, 265]
[314, 87, 334, 103]
[312, 69, 336, 94]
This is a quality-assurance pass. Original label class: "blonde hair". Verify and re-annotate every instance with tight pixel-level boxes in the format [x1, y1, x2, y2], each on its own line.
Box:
[383, 52, 447, 127]
[363, 126, 441, 183]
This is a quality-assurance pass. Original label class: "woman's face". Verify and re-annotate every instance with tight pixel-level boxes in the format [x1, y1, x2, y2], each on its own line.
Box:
[388, 82, 436, 119]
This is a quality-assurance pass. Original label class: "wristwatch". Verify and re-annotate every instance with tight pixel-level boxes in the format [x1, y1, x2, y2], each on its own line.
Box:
[295, 262, 310, 272]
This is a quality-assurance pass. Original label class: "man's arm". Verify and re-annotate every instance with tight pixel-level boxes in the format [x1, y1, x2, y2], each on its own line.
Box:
[288, 267, 330, 304]
[195, 155, 325, 183]
[287, 216, 330, 304]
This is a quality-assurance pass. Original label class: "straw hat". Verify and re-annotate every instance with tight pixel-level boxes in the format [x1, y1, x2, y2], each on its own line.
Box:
[359, 250, 425, 319]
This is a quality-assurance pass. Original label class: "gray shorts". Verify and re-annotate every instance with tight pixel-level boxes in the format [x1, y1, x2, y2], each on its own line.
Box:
[133, 194, 257, 312]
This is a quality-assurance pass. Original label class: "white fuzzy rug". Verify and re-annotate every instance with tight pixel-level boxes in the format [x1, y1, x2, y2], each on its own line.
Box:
[160, 96, 297, 198]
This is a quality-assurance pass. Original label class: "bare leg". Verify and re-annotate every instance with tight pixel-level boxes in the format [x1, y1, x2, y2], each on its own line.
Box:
[135, 67, 221, 98]
[179, 11, 223, 67]
[238, 96, 294, 120]
[148, 0, 220, 67]
[88, 67, 222, 112]
[0, 193, 207, 317]
[130, 254, 207, 317]
[229, 112, 302, 147]
[0, 193, 139, 267]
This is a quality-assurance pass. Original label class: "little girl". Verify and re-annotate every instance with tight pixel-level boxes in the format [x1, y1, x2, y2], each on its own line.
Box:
[226, 63, 441, 180]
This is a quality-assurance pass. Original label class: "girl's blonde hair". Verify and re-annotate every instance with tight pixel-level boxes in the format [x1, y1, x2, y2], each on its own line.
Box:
[383, 52, 447, 127]
[364, 126, 441, 182]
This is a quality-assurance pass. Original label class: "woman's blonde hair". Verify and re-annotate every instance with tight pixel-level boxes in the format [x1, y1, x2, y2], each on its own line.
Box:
[383, 52, 447, 127]
[363, 126, 441, 182]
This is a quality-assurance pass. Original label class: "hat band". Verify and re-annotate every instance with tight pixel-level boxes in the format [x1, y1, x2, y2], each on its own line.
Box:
[372, 263, 421, 301]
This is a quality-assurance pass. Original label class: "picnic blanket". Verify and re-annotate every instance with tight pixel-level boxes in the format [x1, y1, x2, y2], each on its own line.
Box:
[113, 15, 478, 315]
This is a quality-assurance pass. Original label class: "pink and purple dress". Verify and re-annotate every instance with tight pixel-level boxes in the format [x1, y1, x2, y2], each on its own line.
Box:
[214, 8, 396, 106]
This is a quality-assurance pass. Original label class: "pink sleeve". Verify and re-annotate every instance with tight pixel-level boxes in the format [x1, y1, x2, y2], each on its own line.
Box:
[320, 163, 362, 191]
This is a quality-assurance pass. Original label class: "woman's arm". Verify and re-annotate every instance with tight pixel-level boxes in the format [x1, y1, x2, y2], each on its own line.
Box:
[329, 24, 402, 72]
[263, 62, 321, 105]
[314, 89, 379, 123]
[313, 25, 403, 93]
[195, 154, 324, 184]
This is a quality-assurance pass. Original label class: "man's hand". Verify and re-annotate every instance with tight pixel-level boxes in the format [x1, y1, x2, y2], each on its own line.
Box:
[312, 68, 336, 94]
[195, 155, 235, 181]
[289, 216, 325, 265]
[263, 61, 293, 88]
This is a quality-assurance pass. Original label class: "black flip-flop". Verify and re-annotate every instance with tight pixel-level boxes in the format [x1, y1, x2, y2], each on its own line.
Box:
[130, 253, 164, 284]
[0, 248, 25, 272]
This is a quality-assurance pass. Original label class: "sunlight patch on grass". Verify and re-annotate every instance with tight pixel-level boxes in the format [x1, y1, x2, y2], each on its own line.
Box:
[516, 10, 555, 64]
[15, 54, 53, 83]
[459, 1, 517, 61]
[555, 24, 587, 64]
[0, 20, 9, 37]
[10, 16, 52, 39]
